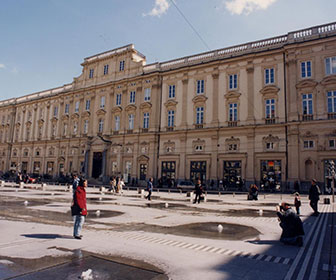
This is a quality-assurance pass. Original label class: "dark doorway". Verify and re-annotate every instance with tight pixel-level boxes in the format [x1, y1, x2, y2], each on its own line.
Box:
[92, 152, 103, 179]
[139, 164, 147, 180]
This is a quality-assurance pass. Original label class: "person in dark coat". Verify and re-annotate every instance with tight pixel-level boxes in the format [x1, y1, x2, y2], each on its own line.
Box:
[193, 179, 203, 204]
[249, 184, 258, 200]
[145, 177, 153, 201]
[72, 178, 88, 239]
[309, 179, 320, 216]
[276, 202, 304, 246]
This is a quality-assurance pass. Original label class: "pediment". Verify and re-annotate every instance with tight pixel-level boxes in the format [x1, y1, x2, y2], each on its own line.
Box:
[71, 113, 79, 120]
[81, 111, 91, 118]
[38, 119, 44, 126]
[15, 123, 21, 128]
[111, 106, 122, 113]
[192, 95, 208, 103]
[25, 121, 32, 126]
[164, 100, 178, 107]
[61, 115, 69, 121]
[50, 117, 58, 123]
[225, 136, 240, 143]
[259, 85, 280, 95]
[58, 156, 66, 162]
[139, 102, 152, 110]
[320, 75, 336, 86]
[295, 79, 318, 89]
[96, 109, 106, 116]
[125, 104, 137, 112]
[224, 91, 241, 99]
[138, 155, 149, 161]
[301, 131, 317, 138]
[262, 134, 279, 142]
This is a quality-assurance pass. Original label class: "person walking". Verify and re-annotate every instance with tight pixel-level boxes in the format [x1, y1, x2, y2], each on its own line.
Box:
[309, 179, 320, 216]
[72, 178, 88, 239]
[276, 202, 304, 246]
[193, 179, 203, 204]
[109, 176, 116, 193]
[146, 177, 153, 201]
[72, 174, 80, 196]
[118, 177, 125, 194]
[294, 192, 301, 215]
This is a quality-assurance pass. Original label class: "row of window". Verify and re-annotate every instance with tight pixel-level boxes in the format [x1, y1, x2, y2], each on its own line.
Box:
[88, 60, 125, 79]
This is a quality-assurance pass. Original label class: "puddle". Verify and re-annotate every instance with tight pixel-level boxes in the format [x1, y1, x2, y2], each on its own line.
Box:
[32, 193, 63, 196]
[0, 250, 167, 280]
[223, 209, 275, 218]
[115, 222, 260, 240]
[87, 197, 116, 203]
[0, 189, 28, 192]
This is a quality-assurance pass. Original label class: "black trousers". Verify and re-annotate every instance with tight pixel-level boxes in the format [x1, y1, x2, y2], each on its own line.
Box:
[310, 200, 318, 214]
[194, 193, 202, 203]
[146, 190, 152, 200]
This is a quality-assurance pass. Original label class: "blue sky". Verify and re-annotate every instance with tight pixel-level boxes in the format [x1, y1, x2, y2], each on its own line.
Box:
[0, 0, 335, 101]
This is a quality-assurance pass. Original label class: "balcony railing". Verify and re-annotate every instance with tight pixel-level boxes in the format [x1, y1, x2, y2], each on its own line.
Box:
[195, 124, 203, 129]
[127, 129, 133, 134]
[265, 118, 276, 124]
[113, 131, 119, 135]
[302, 115, 314, 121]
[142, 128, 148, 133]
[328, 113, 336, 120]
[228, 121, 238, 127]
[166, 127, 174, 131]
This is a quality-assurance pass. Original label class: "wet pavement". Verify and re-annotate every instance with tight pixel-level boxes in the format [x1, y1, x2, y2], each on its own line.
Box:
[0, 251, 167, 280]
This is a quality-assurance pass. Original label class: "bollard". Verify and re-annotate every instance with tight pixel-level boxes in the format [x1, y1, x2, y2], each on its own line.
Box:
[168, 189, 170, 194]
[218, 192, 221, 197]
[264, 194, 266, 199]
[19, 182, 24, 189]
[42, 183, 47, 190]
[141, 189, 144, 199]
[157, 189, 159, 193]
[180, 189, 182, 195]
[0, 180, 4, 187]
[280, 193, 282, 200]
[204, 195, 207, 203]
[190, 193, 193, 203]
[233, 192, 235, 198]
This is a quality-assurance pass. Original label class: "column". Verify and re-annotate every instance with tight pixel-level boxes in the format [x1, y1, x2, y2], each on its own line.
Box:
[246, 62, 255, 124]
[211, 71, 219, 126]
[181, 76, 188, 128]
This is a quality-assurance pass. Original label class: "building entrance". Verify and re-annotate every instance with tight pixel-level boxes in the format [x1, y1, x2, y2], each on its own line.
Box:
[260, 160, 281, 191]
[190, 161, 206, 183]
[92, 152, 103, 179]
[223, 161, 242, 190]
[161, 161, 176, 186]
[324, 159, 336, 194]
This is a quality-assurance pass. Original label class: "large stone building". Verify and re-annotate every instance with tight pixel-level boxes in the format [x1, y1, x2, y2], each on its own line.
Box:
[0, 22, 336, 190]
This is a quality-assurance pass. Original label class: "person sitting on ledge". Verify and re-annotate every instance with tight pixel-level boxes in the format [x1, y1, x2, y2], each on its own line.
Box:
[276, 202, 304, 247]
[248, 184, 258, 200]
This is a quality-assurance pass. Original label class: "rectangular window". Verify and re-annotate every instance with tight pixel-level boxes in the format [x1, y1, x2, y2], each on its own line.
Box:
[103, 64, 109, 75]
[265, 68, 274, 84]
[196, 107, 204, 124]
[265, 99, 275, 118]
[83, 120, 89, 134]
[144, 88, 151, 101]
[327, 91, 336, 113]
[100, 96, 105, 109]
[168, 110, 175, 127]
[304, 140, 314, 149]
[115, 116, 120, 131]
[98, 119, 104, 133]
[197, 80, 204, 94]
[116, 94, 122, 106]
[329, 139, 336, 148]
[73, 122, 78, 134]
[325, 56, 336, 75]
[63, 124, 67, 136]
[229, 103, 237, 121]
[229, 74, 238, 89]
[65, 104, 69, 114]
[302, 93, 313, 115]
[130, 91, 136, 103]
[89, 69, 94, 79]
[143, 112, 149, 129]
[301, 61, 312, 78]
[53, 106, 58, 117]
[128, 114, 134, 130]
[75, 101, 80, 113]
[266, 142, 274, 150]
[169, 85, 175, 98]
[85, 99, 90, 111]
[119, 60, 125, 71]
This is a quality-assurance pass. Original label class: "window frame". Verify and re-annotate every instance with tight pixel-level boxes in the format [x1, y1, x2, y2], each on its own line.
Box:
[301, 61, 312, 78]
[264, 68, 275, 85]
[229, 74, 238, 90]
[325, 56, 336, 75]
[196, 79, 205, 95]
[168, 85, 176, 99]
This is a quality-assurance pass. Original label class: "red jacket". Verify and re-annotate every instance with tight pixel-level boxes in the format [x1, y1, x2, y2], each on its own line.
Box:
[74, 186, 87, 216]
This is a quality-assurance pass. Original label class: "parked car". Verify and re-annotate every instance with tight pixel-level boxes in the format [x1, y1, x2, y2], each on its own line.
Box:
[176, 180, 195, 190]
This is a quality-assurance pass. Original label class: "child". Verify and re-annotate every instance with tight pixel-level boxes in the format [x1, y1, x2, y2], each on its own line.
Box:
[294, 192, 301, 215]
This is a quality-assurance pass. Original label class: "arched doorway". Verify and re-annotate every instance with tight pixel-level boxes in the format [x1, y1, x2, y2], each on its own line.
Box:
[305, 159, 314, 180]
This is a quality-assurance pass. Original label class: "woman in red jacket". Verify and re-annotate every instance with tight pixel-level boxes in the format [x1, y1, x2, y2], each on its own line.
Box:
[72, 178, 87, 239]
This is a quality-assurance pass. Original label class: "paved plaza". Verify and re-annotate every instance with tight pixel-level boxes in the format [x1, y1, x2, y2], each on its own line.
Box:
[0, 182, 334, 280]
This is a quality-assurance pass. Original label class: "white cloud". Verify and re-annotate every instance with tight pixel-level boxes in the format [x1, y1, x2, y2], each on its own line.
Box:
[143, 0, 170, 17]
[0, 64, 6, 69]
[225, 0, 277, 15]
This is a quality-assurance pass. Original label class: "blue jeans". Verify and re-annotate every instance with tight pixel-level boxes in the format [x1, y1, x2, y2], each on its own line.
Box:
[73, 215, 85, 237]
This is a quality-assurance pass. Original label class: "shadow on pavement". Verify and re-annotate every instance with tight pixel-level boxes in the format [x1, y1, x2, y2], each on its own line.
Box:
[211, 203, 335, 280]
[21, 233, 73, 239]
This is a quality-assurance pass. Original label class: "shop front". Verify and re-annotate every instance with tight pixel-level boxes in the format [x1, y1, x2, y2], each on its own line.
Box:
[260, 160, 282, 191]
[161, 161, 176, 186]
[324, 159, 336, 194]
[223, 160, 242, 190]
[190, 161, 206, 183]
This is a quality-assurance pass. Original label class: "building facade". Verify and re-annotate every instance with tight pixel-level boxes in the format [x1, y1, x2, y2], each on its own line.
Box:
[0, 22, 336, 190]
